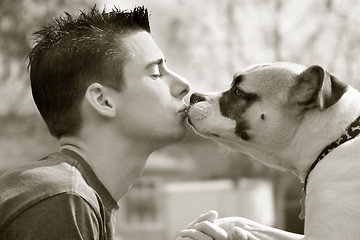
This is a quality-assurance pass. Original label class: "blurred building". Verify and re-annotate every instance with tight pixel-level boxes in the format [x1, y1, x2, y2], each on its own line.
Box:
[114, 131, 304, 240]
[116, 170, 277, 240]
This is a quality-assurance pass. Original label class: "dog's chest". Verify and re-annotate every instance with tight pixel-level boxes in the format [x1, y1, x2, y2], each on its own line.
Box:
[303, 138, 360, 237]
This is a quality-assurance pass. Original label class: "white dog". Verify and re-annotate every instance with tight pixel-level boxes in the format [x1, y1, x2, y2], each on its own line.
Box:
[186, 62, 360, 240]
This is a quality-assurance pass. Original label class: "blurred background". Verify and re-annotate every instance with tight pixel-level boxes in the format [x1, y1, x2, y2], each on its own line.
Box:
[1, 0, 360, 239]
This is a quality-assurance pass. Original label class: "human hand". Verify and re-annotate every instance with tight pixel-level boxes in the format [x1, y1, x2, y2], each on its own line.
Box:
[215, 217, 255, 240]
[215, 217, 303, 240]
[176, 210, 228, 240]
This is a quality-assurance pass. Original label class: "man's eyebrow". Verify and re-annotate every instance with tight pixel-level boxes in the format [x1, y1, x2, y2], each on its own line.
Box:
[145, 58, 166, 69]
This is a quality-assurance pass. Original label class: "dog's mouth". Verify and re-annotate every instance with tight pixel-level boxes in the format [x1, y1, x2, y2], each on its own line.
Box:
[187, 116, 193, 126]
[188, 122, 220, 138]
[187, 106, 205, 127]
[187, 105, 208, 119]
[187, 106, 222, 138]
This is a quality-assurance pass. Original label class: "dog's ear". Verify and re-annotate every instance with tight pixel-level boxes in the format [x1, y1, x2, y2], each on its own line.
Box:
[290, 65, 348, 111]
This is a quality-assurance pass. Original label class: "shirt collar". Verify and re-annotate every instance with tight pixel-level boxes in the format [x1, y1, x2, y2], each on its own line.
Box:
[60, 149, 120, 212]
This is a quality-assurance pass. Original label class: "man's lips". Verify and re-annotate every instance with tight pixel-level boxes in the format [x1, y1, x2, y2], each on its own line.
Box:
[177, 103, 189, 113]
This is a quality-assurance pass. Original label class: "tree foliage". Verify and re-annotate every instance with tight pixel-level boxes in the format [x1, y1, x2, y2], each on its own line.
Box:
[0, 0, 93, 115]
[1, 0, 360, 116]
[146, 0, 360, 93]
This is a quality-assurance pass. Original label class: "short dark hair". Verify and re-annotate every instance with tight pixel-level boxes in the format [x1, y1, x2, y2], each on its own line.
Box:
[28, 5, 151, 139]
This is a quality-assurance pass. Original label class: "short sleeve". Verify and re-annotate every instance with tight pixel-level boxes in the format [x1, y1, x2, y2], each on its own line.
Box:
[2, 192, 102, 240]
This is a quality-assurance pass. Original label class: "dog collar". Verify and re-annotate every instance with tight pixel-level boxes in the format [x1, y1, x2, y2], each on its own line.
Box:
[299, 114, 360, 220]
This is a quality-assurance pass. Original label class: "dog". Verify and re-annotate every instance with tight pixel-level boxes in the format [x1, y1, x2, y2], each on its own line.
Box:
[187, 62, 360, 240]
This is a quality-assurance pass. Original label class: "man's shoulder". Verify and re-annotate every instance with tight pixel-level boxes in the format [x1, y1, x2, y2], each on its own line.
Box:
[0, 152, 101, 231]
[0, 152, 86, 195]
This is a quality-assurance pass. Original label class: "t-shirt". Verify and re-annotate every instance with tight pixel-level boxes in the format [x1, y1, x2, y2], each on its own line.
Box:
[0, 149, 119, 240]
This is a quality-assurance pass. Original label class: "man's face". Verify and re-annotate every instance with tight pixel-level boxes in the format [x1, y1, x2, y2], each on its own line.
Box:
[113, 31, 190, 145]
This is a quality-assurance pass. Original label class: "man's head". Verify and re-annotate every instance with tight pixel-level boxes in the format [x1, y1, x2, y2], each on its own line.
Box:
[29, 5, 190, 145]
[28, 6, 151, 139]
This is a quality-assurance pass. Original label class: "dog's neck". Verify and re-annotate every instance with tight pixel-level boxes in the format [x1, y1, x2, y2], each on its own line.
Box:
[284, 87, 360, 182]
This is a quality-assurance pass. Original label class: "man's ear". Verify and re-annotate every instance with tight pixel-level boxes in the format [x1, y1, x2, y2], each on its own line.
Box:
[85, 83, 116, 118]
[290, 65, 348, 111]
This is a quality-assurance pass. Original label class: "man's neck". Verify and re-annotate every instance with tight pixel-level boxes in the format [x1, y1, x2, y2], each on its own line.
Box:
[59, 134, 157, 201]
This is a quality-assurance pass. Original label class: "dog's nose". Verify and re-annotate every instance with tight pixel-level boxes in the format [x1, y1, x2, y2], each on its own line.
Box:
[190, 92, 207, 105]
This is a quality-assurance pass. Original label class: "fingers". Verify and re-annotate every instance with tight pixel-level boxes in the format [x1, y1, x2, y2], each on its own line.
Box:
[232, 227, 248, 240]
[185, 210, 218, 228]
[232, 227, 258, 240]
[178, 211, 222, 240]
[179, 228, 215, 240]
[194, 221, 228, 240]
[179, 224, 253, 240]
[177, 236, 195, 240]
[177, 236, 194, 240]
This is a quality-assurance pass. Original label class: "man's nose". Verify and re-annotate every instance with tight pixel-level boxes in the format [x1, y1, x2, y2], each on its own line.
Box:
[190, 92, 207, 105]
[169, 73, 191, 99]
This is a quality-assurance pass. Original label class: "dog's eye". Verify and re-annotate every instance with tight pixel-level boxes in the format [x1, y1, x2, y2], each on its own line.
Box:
[235, 88, 244, 97]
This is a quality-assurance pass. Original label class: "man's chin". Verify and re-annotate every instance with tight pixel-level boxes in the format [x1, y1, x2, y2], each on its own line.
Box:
[171, 125, 188, 142]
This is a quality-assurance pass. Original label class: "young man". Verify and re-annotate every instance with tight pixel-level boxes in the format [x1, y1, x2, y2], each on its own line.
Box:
[0, 6, 192, 240]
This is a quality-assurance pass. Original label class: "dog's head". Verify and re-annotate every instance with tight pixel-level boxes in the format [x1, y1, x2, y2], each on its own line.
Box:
[188, 62, 348, 167]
